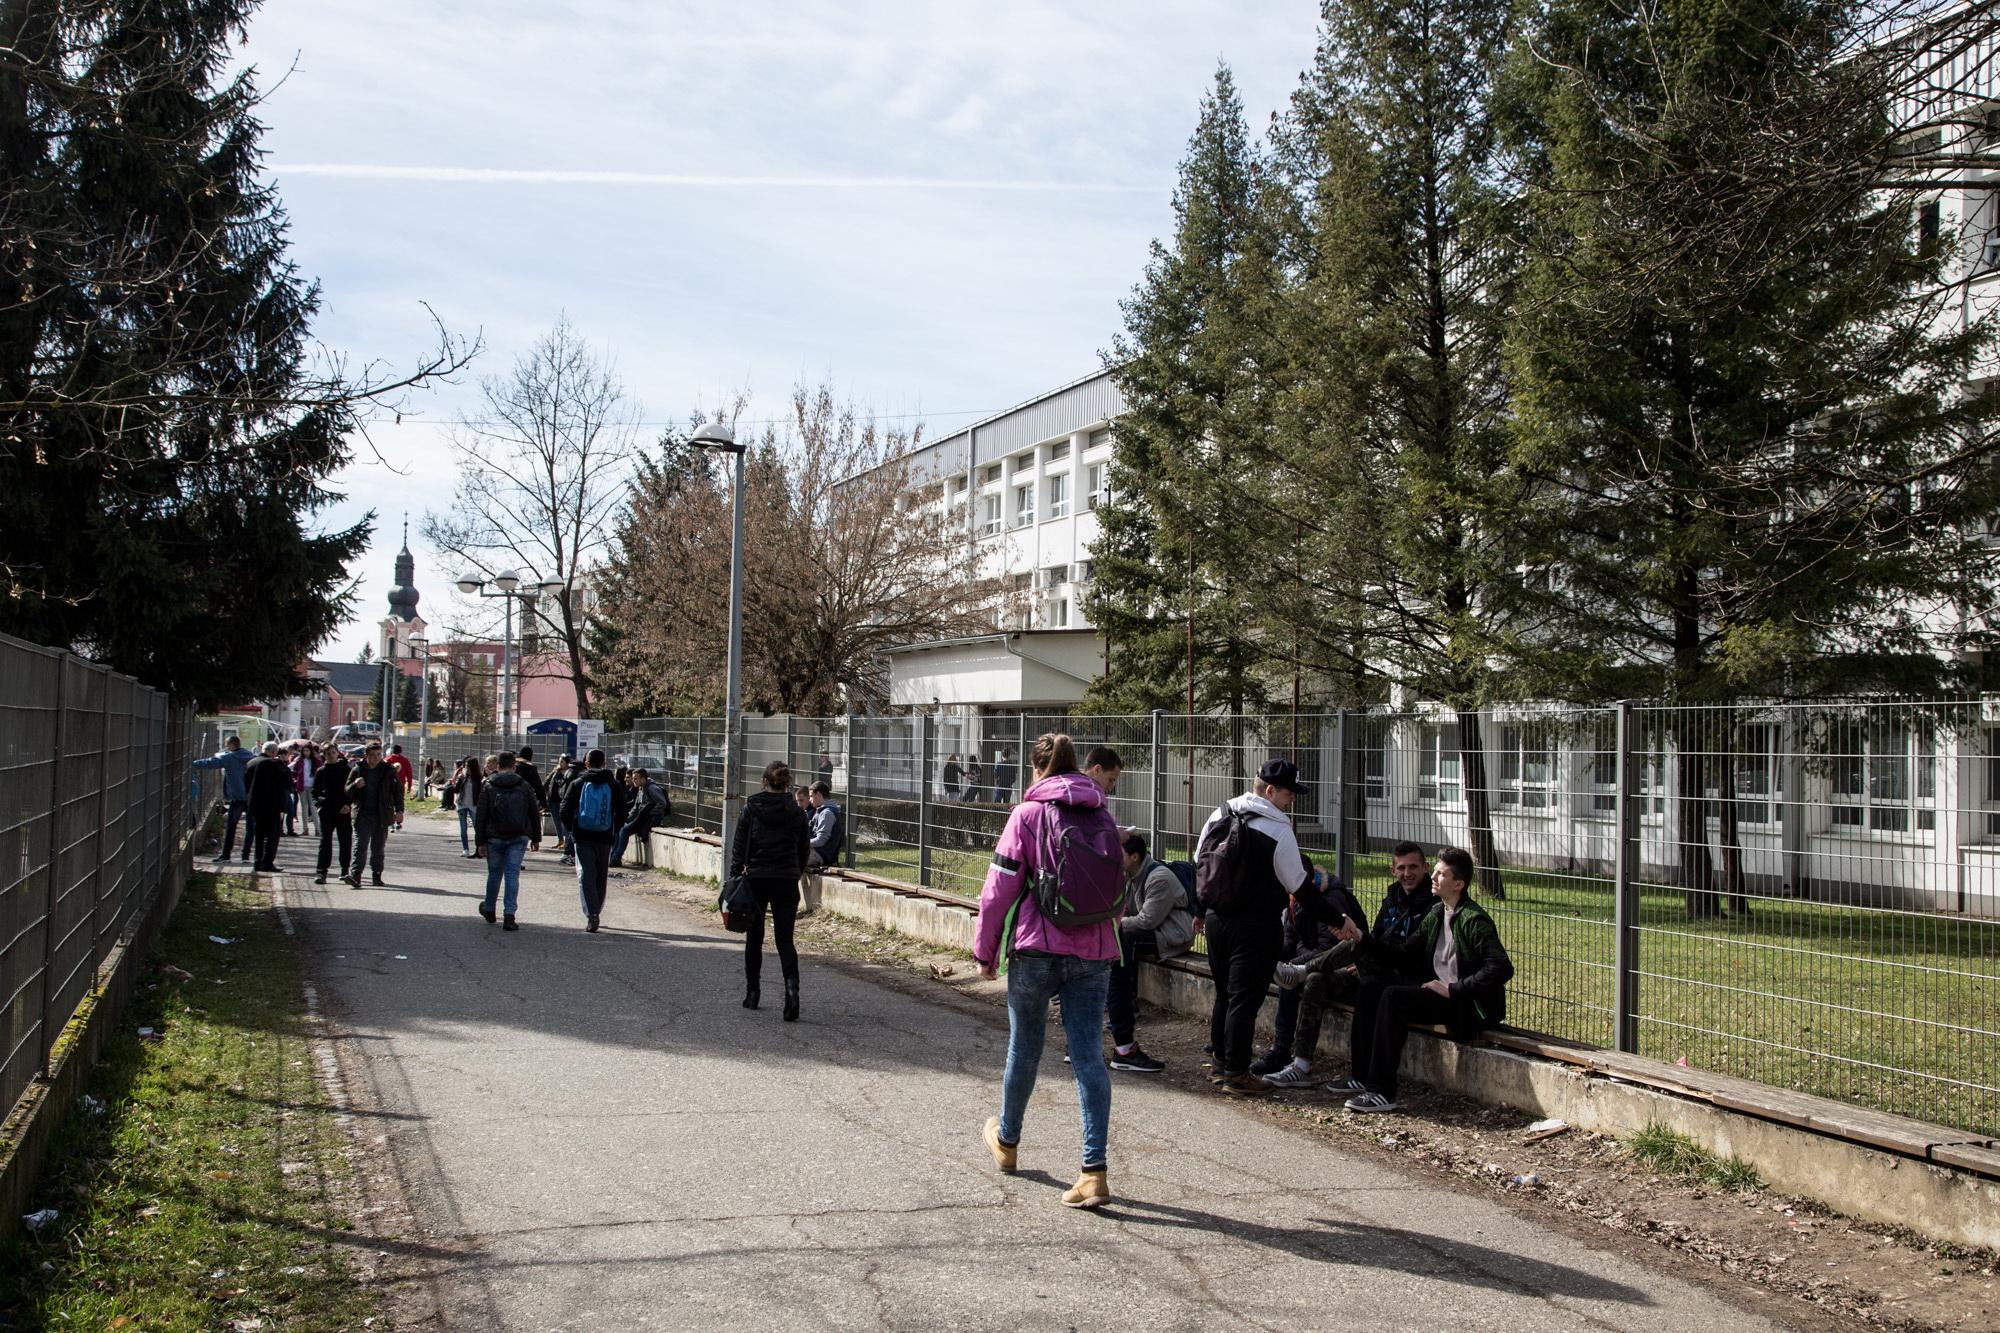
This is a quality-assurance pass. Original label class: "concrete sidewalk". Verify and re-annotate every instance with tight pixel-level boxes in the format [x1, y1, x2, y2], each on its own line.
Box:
[289, 815, 1799, 1332]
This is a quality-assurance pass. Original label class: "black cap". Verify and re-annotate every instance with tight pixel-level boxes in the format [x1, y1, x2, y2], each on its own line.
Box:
[1258, 758, 1305, 793]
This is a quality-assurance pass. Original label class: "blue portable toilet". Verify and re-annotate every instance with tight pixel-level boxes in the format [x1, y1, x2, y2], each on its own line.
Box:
[526, 718, 579, 759]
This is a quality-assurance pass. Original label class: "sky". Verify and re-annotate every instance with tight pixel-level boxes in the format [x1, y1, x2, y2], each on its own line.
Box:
[236, 1, 1325, 661]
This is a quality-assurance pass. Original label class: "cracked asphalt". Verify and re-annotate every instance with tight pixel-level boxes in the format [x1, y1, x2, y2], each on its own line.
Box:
[291, 815, 1796, 1332]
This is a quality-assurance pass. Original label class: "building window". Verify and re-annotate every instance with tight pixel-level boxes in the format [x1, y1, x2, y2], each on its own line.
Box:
[1416, 723, 1462, 805]
[1042, 564, 1069, 588]
[1013, 482, 1035, 527]
[982, 463, 1001, 484]
[1830, 721, 1936, 834]
[1078, 560, 1094, 584]
[1088, 427, 1112, 452]
[980, 492, 1002, 536]
[1087, 462, 1110, 510]
[1047, 472, 1069, 519]
[1723, 723, 1782, 825]
[1049, 440, 1070, 461]
[1919, 199, 1941, 246]
[1498, 723, 1553, 810]
[1362, 740, 1386, 802]
[1012, 451, 1033, 475]
[1581, 720, 1666, 818]
[1046, 597, 1070, 629]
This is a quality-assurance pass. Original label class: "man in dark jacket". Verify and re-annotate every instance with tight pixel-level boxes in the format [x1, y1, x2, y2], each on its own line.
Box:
[474, 750, 541, 929]
[610, 768, 667, 869]
[244, 742, 293, 872]
[560, 749, 619, 931]
[1251, 855, 1368, 1076]
[1265, 842, 1436, 1088]
[346, 741, 405, 887]
[311, 744, 354, 885]
[1342, 846, 1513, 1113]
[546, 755, 575, 862]
[515, 746, 547, 817]
[730, 762, 812, 1020]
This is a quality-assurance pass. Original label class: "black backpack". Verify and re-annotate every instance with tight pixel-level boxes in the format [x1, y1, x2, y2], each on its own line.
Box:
[1166, 859, 1200, 917]
[1193, 804, 1254, 913]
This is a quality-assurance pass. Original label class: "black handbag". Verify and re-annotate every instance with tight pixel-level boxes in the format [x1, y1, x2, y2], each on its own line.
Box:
[719, 873, 758, 932]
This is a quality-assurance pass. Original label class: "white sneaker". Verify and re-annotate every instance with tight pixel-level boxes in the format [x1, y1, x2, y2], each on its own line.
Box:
[1274, 962, 1308, 989]
[1264, 1062, 1315, 1088]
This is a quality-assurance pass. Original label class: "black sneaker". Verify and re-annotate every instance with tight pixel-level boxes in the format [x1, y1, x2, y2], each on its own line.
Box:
[503, 915, 518, 931]
[371, 875, 384, 886]
[1344, 1091, 1401, 1113]
[478, 902, 496, 924]
[585, 915, 600, 933]
[1321, 1075, 1367, 1095]
[1108, 1047, 1165, 1073]
[1249, 1045, 1293, 1077]
[312, 874, 326, 885]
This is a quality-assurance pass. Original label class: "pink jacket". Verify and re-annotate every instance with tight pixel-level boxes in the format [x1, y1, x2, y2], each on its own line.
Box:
[973, 771, 1120, 967]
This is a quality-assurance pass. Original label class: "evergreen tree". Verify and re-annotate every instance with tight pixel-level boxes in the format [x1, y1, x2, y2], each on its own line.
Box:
[0, 2, 466, 702]
[1502, 0, 2000, 913]
[1260, 0, 1524, 893]
[1086, 65, 1286, 719]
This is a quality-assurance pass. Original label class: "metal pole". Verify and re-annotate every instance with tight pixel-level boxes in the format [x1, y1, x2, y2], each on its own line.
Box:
[1149, 709, 1164, 853]
[918, 712, 934, 887]
[719, 446, 747, 863]
[41, 654, 68, 1079]
[1335, 707, 1356, 890]
[1614, 700, 1641, 1053]
[501, 597, 515, 743]
[417, 651, 430, 791]
[695, 716, 707, 833]
[843, 712, 858, 870]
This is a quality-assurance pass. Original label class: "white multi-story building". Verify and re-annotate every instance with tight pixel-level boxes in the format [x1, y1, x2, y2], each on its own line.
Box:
[873, 368, 1126, 713]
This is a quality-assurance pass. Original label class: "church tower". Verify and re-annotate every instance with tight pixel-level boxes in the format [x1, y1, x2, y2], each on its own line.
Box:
[378, 518, 428, 670]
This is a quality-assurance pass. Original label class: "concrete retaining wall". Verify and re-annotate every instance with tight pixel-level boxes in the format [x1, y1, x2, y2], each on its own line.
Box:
[646, 829, 2000, 1251]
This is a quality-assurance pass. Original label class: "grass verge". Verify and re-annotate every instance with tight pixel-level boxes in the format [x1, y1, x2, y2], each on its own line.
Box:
[0, 871, 380, 1332]
[1625, 1123, 1765, 1192]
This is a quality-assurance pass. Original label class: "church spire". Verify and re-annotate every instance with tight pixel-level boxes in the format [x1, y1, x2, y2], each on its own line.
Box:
[387, 514, 420, 623]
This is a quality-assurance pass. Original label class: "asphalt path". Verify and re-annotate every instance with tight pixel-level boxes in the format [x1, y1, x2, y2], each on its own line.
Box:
[287, 814, 1794, 1332]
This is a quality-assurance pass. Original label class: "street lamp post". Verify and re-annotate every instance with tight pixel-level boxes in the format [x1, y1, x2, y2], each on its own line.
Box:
[455, 571, 564, 743]
[410, 635, 431, 789]
[690, 422, 747, 857]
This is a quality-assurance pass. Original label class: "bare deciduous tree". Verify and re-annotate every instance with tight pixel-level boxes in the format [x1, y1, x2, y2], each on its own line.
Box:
[424, 317, 637, 720]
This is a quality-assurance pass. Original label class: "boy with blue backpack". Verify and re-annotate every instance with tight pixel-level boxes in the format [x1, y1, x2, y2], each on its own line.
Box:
[973, 733, 1126, 1210]
[559, 748, 619, 933]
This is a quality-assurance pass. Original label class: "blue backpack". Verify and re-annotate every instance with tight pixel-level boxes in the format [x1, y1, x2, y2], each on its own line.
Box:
[1166, 859, 1200, 916]
[575, 778, 613, 833]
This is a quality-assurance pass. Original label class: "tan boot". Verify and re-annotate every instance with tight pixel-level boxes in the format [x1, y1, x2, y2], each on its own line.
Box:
[982, 1116, 1017, 1174]
[1061, 1168, 1110, 1209]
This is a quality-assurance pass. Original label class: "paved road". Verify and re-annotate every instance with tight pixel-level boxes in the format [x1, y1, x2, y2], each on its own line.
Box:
[289, 815, 1792, 1332]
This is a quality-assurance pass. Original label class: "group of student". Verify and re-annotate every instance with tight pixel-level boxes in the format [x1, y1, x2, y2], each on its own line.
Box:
[972, 732, 1514, 1210]
[196, 734, 409, 884]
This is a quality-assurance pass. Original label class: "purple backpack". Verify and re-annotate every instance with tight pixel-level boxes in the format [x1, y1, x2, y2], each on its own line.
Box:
[1027, 801, 1125, 927]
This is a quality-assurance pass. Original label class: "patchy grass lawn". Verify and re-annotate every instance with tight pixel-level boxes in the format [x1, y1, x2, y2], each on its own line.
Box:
[0, 872, 380, 1332]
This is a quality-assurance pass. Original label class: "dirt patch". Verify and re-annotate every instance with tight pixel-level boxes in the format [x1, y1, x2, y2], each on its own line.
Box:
[628, 866, 2000, 1333]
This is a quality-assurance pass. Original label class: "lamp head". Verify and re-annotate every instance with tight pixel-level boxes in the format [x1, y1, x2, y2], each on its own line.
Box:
[409, 635, 428, 651]
[690, 422, 738, 451]
[454, 576, 483, 595]
[536, 579, 565, 595]
[493, 570, 522, 593]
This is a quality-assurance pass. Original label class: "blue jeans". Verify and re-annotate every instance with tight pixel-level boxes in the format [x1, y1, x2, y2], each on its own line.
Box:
[483, 836, 528, 915]
[611, 819, 654, 866]
[998, 953, 1111, 1171]
[458, 805, 475, 853]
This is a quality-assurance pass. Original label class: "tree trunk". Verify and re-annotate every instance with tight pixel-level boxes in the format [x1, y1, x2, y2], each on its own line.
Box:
[1677, 713, 1721, 919]
[1716, 744, 1750, 918]
[1456, 708, 1506, 901]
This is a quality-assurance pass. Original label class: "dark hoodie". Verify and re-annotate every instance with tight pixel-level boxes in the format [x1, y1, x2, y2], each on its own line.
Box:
[730, 789, 811, 880]
[476, 769, 540, 843]
[559, 767, 619, 844]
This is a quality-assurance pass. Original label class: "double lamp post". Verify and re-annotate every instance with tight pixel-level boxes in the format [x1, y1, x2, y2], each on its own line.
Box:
[453, 570, 565, 742]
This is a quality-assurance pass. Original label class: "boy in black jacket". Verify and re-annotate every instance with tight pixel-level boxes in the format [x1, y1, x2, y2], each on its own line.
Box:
[1250, 856, 1369, 1076]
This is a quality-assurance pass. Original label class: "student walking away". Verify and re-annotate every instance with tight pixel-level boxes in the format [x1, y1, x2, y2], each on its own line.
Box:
[611, 765, 635, 836]
[1343, 847, 1513, 1113]
[942, 754, 963, 802]
[452, 756, 483, 858]
[474, 750, 541, 930]
[729, 762, 812, 1020]
[973, 732, 1124, 1210]
[346, 741, 405, 887]
[560, 748, 618, 931]
[611, 768, 667, 868]
[816, 751, 834, 791]
[311, 743, 354, 885]
[1268, 842, 1436, 1089]
[1105, 832, 1195, 1074]
[1249, 854, 1368, 1077]
[990, 748, 1016, 804]
[960, 755, 981, 802]
[387, 743, 415, 796]
[194, 736, 256, 864]
[1195, 757, 1310, 1094]
[804, 781, 843, 916]
[243, 742, 292, 872]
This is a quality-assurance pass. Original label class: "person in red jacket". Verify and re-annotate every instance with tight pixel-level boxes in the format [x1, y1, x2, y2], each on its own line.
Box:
[387, 743, 415, 796]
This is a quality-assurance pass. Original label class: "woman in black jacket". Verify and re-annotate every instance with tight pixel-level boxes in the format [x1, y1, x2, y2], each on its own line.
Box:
[730, 760, 812, 1020]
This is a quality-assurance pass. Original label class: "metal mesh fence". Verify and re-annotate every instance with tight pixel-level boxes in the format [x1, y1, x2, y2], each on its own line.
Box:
[616, 703, 1998, 1137]
[1, 632, 215, 1127]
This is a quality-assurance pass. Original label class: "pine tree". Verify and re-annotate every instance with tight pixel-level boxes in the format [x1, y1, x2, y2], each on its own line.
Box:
[0, 2, 466, 701]
[1087, 65, 1286, 719]
[1258, 0, 1524, 894]
[1502, 0, 2000, 913]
